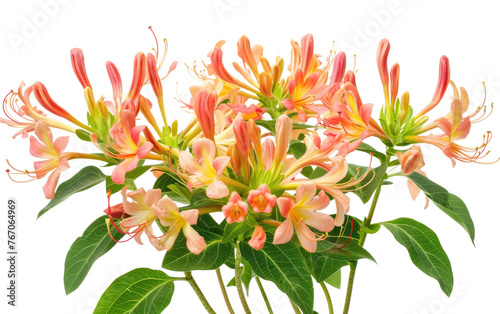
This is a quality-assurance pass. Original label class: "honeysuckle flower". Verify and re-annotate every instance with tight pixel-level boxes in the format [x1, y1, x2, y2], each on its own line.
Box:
[247, 184, 277, 214]
[28, 121, 70, 199]
[222, 192, 248, 224]
[179, 138, 230, 198]
[108, 109, 153, 184]
[149, 195, 207, 255]
[32, 81, 93, 132]
[271, 115, 292, 171]
[307, 155, 356, 226]
[262, 138, 275, 171]
[395, 147, 430, 208]
[321, 83, 388, 143]
[248, 225, 266, 250]
[284, 133, 344, 178]
[70, 48, 92, 89]
[377, 38, 391, 108]
[106, 61, 123, 113]
[406, 93, 496, 166]
[120, 187, 161, 244]
[227, 102, 265, 120]
[194, 89, 218, 141]
[0, 86, 52, 139]
[207, 36, 284, 100]
[281, 34, 332, 121]
[415, 56, 450, 119]
[397, 145, 424, 175]
[273, 181, 334, 253]
[330, 52, 346, 85]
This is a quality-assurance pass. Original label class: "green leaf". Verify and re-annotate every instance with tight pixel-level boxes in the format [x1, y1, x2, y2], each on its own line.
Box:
[38, 166, 106, 218]
[153, 173, 178, 191]
[405, 172, 475, 243]
[75, 129, 91, 141]
[222, 221, 253, 243]
[240, 239, 314, 314]
[381, 218, 454, 296]
[106, 165, 152, 194]
[93, 268, 175, 314]
[255, 119, 276, 133]
[340, 163, 388, 203]
[324, 270, 341, 289]
[65, 215, 124, 295]
[356, 142, 386, 161]
[288, 141, 307, 159]
[303, 215, 371, 282]
[162, 228, 231, 271]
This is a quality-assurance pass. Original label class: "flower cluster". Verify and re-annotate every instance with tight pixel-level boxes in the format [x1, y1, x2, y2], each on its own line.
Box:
[2, 32, 496, 258]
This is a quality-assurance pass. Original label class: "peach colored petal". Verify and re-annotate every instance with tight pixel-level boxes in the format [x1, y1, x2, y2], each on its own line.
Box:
[206, 179, 229, 199]
[273, 218, 293, 245]
[183, 224, 207, 255]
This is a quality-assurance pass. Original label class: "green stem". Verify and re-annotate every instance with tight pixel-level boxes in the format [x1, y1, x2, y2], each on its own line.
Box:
[290, 299, 301, 314]
[255, 277, 274, 314]
[216, 268, 235, 314]
[235, 241, 252, 313]
[342, 177, 384, 314]
[184, 271, 216, 314]
[320, 281, 334, 314]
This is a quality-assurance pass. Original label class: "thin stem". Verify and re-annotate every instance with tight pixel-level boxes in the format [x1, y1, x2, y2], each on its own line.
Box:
[235, 241, 252, 313]
[290, 299, 301, 314]
[184, 271, 216, 314]
[342, 178, 385, 314]
[320, 281, 334, 314]
[216, 268, 235, 314]
[343, 263, 357, 314]
[255, 277, 273, 314]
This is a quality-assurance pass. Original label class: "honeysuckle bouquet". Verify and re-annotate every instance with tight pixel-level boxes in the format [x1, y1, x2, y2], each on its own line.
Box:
[2, 30, 496, 314]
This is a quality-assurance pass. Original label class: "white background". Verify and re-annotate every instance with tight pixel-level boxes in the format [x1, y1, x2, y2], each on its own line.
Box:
[1, 0, 499, 313]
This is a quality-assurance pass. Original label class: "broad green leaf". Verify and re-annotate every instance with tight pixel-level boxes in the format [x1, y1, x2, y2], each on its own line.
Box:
[65, 215, 124, 295]
[303, 250, 347, 283]
[324, 270, 341, 289]
[382, 218, 454, 296]
[405, 172, 475, 243]
[340, 163, 388, 203]
[167, 184, 192, 203]
[94, 268, 175, 314]
[38, 166, 106, 218]
[194, 214, 224, 236]
[240, 240, 314, 314]
[162, 228, 231, 271]
[106, 165, 152, 194]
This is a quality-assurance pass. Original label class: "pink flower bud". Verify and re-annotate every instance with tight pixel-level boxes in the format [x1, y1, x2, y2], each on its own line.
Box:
[390, 63, 400, 108]
[70, 48, 92, 89]
[330, 52, 346, 84]
[249, 226, 266, 250]
[128, 52, 146, 101]
[397, 145, 424, 175]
